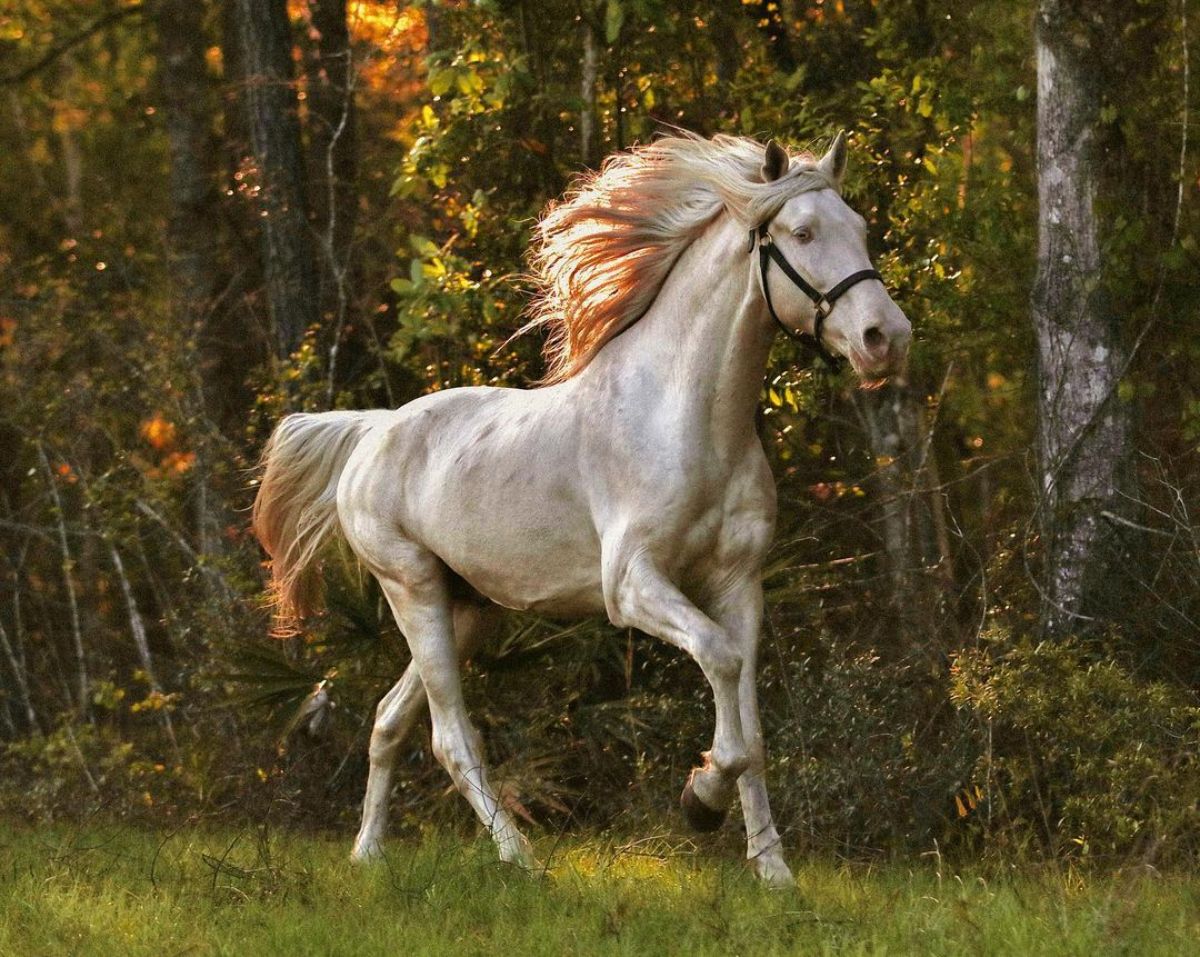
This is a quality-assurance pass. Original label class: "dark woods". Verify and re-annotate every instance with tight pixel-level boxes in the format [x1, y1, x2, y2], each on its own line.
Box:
[1, 0, 1198, 864]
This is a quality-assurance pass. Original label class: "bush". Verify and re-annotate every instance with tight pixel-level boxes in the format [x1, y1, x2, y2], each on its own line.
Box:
[950, 633, 1200, 864]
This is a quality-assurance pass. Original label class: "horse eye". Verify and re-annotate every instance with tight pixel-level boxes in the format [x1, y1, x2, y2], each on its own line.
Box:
[792, 227, 813, 243]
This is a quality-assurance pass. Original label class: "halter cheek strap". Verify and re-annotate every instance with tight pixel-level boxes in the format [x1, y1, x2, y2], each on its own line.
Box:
[751, 223, 884, 371]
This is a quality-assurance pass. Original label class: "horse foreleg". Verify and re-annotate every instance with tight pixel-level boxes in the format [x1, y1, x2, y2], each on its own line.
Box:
[605, 553, 749, 828]
[710, 581, 793, 888]
[352, 599, 502, 862]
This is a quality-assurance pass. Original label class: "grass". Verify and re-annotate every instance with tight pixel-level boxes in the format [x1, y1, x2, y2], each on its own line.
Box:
[1, 823, 1198, 956]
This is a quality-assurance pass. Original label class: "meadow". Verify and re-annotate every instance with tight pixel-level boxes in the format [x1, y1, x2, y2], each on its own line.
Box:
[2, 823, 1198, 956]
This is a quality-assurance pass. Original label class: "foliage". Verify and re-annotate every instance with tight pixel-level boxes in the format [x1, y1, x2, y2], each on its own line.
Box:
[951, 634, 1200, 864]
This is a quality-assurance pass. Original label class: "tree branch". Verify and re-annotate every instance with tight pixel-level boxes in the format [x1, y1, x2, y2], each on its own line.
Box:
[0, 3, 150, 87]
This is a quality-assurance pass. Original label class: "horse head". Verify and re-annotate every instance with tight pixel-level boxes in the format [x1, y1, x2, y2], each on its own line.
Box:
[756, 133, 912, 382]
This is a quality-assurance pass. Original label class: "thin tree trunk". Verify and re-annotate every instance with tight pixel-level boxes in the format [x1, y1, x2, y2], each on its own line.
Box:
[157, 0, 220, 330]
[0, 613, 39, 736]
[855, 376, 949, 640]
[235, 0, 318, 357]
[741, 0, 796, 73]
[304, 0, 359, 404]
[38, 445, 90, 721]
[306, 0, 357, 273]
[711, 1, 742, 89]
[8, 547, 45, 734]
[1032, 1, 1135, 636]
[56, 57, 83, 235]
[108, 541, 181, 763]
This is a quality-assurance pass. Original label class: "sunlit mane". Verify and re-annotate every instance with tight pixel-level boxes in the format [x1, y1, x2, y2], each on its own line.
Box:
[520, 132, 835, 384]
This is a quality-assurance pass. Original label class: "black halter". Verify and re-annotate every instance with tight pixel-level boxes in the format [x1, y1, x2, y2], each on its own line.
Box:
[751, 223, 884, 371]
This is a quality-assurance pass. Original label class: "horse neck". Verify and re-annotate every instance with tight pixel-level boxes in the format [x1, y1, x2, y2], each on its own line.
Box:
[584, 213, 774, 454]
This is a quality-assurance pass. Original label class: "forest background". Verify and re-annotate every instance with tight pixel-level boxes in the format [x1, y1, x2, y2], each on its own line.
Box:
[1, 0, 1198, 868]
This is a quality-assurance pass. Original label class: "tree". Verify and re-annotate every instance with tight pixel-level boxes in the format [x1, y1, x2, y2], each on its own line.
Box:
[1030, 0, 1136, 636]
[234, 0, 318, 358]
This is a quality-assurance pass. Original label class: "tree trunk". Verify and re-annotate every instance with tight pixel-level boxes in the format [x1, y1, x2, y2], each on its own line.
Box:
[157, 0, 230, 553]
[235, 0, 318, 357]
[855, 376, 950, 641]
[39, 445, 90, 721]
[711, 1, 742, 91]
[303, 0, 359, 402]
[580, 18, 600, 168]
[741, 0, 796, 74]
[1031, 1, 1135, 636]
[305, 0, 357, 278]
[0, 612, 39, 736]
[157, 0, 220, 332]
[109, 541, 181, 763]
[56, 57, 83, 236]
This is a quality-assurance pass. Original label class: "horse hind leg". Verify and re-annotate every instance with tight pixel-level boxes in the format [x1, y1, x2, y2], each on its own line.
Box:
[352, 599, 505, 861]
[363, 549, 532, 867]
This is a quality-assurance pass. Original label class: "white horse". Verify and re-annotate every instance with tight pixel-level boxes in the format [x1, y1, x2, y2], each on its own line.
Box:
[253, 132, 910, 886]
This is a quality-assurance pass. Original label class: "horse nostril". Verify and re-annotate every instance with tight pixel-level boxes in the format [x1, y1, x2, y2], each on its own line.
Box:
[863, 326, 887, 352]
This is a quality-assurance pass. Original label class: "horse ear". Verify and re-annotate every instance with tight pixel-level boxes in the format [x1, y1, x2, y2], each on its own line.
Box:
[760, 139, 789, 183]
[818, 131, 848, 190]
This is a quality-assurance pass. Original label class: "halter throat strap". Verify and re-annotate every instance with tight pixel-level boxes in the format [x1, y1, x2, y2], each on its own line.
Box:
[751, 223, 883, 371]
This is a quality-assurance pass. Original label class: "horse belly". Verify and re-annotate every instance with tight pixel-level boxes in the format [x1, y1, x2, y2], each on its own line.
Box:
[429, 494, 605, 616]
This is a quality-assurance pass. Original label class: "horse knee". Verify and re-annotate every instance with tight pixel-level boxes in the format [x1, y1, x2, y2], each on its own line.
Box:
[693, 628, 743, 682]
[368, 720, 402, 764]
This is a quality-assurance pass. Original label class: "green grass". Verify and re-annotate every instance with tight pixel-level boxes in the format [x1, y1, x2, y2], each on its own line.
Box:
[1, 824, 1198, 956]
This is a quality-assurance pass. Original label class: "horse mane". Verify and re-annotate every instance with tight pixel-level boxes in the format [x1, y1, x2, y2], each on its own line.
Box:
[519, 132, 836, 385]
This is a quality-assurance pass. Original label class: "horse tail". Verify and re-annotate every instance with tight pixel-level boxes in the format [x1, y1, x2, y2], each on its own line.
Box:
[252, 410, 382, 634]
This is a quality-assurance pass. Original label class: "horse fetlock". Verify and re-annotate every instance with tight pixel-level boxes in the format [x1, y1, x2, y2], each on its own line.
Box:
[497, 828, 537, 869]
[750, 851, 794, 889]
[705, 743, 751, 781]
[681, 771, 729, 832]
[350, 833, 384, 863]
[690, 756, 740, 809]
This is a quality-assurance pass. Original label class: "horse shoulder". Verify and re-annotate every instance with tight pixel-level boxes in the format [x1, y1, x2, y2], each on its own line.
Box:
[712, 444, 777, 569]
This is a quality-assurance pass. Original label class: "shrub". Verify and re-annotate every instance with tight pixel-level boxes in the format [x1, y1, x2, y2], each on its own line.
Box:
[950, 633, 1200, 864]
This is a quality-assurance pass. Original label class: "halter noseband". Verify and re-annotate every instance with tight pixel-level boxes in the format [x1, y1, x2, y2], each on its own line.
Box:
[751, 223, 884, 371]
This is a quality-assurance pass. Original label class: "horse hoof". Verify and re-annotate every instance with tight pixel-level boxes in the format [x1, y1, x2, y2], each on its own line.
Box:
[680, 777, 727, 833]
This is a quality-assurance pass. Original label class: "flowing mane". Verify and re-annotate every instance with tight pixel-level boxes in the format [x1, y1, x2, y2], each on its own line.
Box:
[520, 132, 836, 384]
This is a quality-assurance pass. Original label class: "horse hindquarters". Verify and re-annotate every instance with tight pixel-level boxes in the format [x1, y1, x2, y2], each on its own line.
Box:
[338, 445, 535, 869]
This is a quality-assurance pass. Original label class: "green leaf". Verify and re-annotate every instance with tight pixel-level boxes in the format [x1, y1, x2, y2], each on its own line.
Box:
[606, 0, 624, 44]
[456, 68, 484, 95]
[428, 68, 455, 97]
[409, 235, 439, 257]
